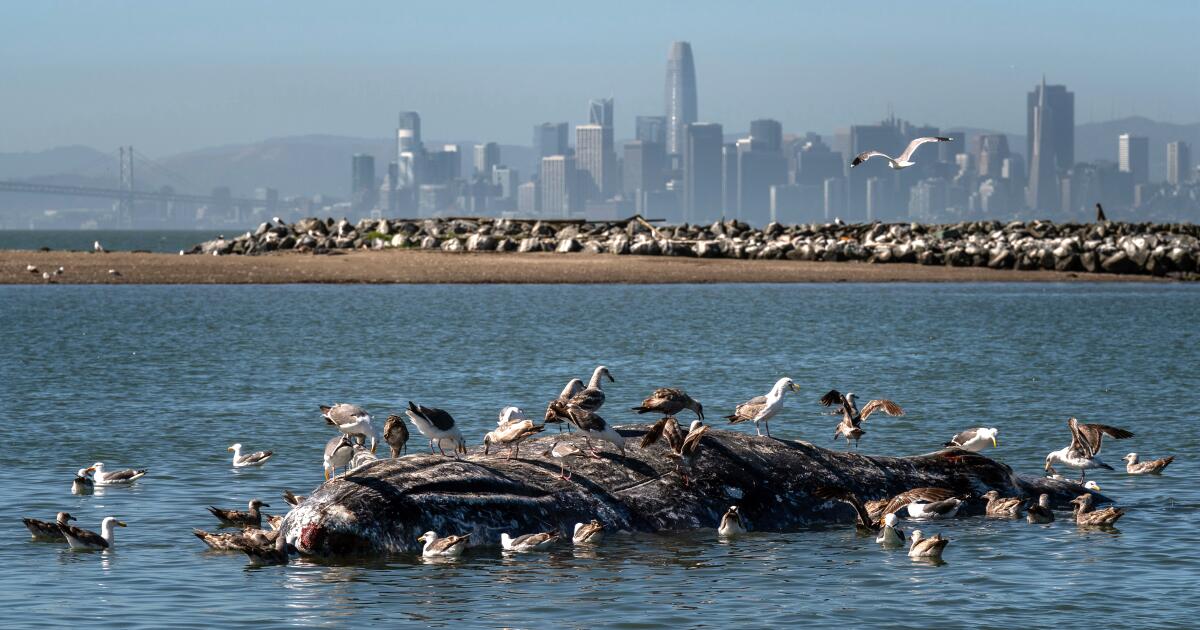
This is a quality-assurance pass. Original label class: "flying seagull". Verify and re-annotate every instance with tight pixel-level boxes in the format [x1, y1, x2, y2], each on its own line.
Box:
[850, 136, 952, 169]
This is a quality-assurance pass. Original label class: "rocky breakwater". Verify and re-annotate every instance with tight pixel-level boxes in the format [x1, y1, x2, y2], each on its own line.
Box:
[189, 216, 1200, 278]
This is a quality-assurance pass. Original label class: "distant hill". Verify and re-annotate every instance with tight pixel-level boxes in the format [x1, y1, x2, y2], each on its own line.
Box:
[0, 145, 116, 180]
[1076, 117, 1200, 180]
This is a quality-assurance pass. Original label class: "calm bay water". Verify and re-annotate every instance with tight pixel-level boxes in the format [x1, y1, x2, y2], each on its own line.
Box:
[0, 230, 220, 253]
[1, 283, 1197, 628]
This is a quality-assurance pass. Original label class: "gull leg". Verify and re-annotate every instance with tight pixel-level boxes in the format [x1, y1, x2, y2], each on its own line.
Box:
[765, 420, 771, 438]
[438, 439, 447, 456]
[754, 422, 762, 437]
[585, 438, 602, 458]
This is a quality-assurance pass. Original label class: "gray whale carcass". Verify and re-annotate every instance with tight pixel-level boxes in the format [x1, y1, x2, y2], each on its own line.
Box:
[279, 425, 1103, 556]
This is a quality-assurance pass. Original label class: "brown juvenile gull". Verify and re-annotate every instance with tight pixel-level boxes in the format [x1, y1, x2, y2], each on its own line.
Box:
[1026, 494, 1055, 524]
[718, 505, 748, 537]
[819, 390, 904, 448]
[907, 530, 949, 559]
[544, 378, 585, 433]
[572, 520, 605, 545]
[383, 413, 410, 457]
[631, 387, 704, 420]
[1071, 494, 1125, 527]
[568, 366, 614, 412]
[22, 512, 75, 541]
[981, 490, 1025, 518]
[417, 531, 470, 557]
[1122, 453, 1174, 475]
[545, 400, 625, 457]
[501, 530, 561, 552]
[208, 499, 269, 529]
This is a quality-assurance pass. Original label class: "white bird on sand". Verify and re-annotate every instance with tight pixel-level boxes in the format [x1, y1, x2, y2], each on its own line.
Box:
[25, 264, 38, 273]
[500, 530, 560, 552]
[405, 401, 466, 456]
[851, 136, 952, 169]
[60, 516, 126, 550]
[94, 240, 106, 253]
[876, 512, 905, 546]
[417, 531, 470, 557]
[228, 443, 273, 467]
[718, 505, 747, 536]
[944, 427, 999, 452]
[320, 403, 378, 453]
[91, 462, 147, 485]
[1044, 417, 1133, 481]
[725, 377, 800, 437]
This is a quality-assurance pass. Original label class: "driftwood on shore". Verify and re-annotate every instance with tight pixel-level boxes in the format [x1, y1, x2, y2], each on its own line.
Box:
[280, 425, 1103, 556]
[191, 215, 1200, 278]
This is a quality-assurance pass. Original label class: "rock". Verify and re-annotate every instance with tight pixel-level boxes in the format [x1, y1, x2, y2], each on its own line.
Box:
[1101, 251, 1139, 274]
[517, 238, 543, 253]
[465, 234, 497, 252]
[420, 236, 439, 250]
[608, 236, 630, 255]
[987, 249, 1015, 269]
[629, 238, 661, 256]
[441, 238, 464, 252]
[555, 238, 582, 253]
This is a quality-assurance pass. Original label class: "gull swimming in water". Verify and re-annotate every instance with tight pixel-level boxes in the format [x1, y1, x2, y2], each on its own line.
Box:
[405, 401, 466, 456]
[228, 443, 273, 467]
[545, 400, 626, 457]
[1122, 453, 1174, 475]
[572, 520, 605, 545]
[320, 403, 378, 453]
[851, 136, 952, 170]
[813, 486, 877, 534]
[241, 533, 291, 565]
[944, 427, 999, 452]
[22, 512, 75, 541]
[877, 513, 905, 546]
[91, 462, 147, 485]
[819, 390, 904, 448]
[417, 531, 470, 557]
[501, 530, 561, 552]
[725, 377, 800, 437]
[1044, 417, 1134, 481]
[718, 505, 747, 537]
[1071, 494, 1125, 527]
[544, 378, 585, 433]
[281, 489, 306, 507]
[72, 466, 96, 494]
[869, 487, 958, 524]
[1026, 494, 1055, 524]
[193, 526, 277, 551]
[60, 516, 126, 550]
[208, 499, 269, 529]
[907, 530, 949, 559]
[383, 414, 410, 458]
[981, 490, 1025, 518]
[323, 434, 355, 480]
[631, 388, 704, 420]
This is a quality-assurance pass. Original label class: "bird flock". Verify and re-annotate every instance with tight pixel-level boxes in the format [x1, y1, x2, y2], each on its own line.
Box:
[22, 365, 1176, 565]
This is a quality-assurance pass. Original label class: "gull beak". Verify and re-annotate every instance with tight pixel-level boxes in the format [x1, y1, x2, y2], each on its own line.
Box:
[85, 466, 96, 473]
[68, 515, 77, 521]
[370, 441, 378, 455]
[1091, 483, 1101, 491]
[324, 468, 331, 481]
[116, 521, 127, 527]
[790, 383, 800, 393]
[261, 503, 271, 508]
[992, 437, 998, 448]
[416, 535, 425, 543]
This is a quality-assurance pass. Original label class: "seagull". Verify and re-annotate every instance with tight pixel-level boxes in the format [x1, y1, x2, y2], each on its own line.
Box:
[1044, 417, 1134, 481]
[501, 530, 561, 552]
[193, 526, 277, 551]
[819, 390, 904, 448]
[545, 400, 625, 457]
[725, 377, 800, 437]
[631, 388, 704, 420]
[42, 271, 54, 283]
[907, 530, 949, 559]
[543, 441, 583, 479]
[569, 366, 614, 411]
[60, 516, 126, 550]
[25, 264, 37, 273]
[241, 532, 291, 565]
[383, 414, 410, 458]
[54, 266, 64, 276]
[981, 490, 1025, 518]
[1026, 494, 1055, 524]
[22, 512, 75, 541]
[944, 427, 999, 452]
[94, 240, 106, 253]
[906, 497, 965, 520]
[107, 269, 121, 277]
[208, 499, 269, 529]
[323, 434, 355, 480]
[813, 486, 877, 534]
[544, 378, 585, 433]
[228, 443, 273, 467]
[405, 401, 466, 456]
[877, 513, 905, 546]
[1122, 453, 1174, 475]
[483, 417, 545, 459]
[320, 403, 378, 453]
[71, 466, 96, 495]
[1071, 494, 1125, 527]
[869, 487, 958, 524]
[417, 531, 470, 557]
[851, 136, 952, 169]
[641, 416, 708, 485]
[572, 520, 605, 545]
[91, 462, 147, 485]
[281, 490, 306, 507]
[718, 505, 748, 537]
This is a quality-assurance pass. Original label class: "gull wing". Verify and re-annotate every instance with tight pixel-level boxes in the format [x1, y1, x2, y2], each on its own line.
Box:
[897, 136, 951, 162]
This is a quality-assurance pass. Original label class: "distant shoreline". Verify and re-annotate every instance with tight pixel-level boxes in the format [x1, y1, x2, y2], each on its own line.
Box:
[0, 250, 1171, 285]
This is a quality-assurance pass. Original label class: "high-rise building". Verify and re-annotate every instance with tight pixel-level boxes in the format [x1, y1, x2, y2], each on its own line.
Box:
[424, 145, 461, 185]
[540, 155, 578, 217]
[576, 124, 615, 200]
[533, 123, 569, 162]
[589, 98, 614, 128]
[1118, 133, 1149, 185]
[396, 111, 424, 202]
[977, 134, 1011, 179]
[492, 165, 519, 200]
[682, 122, 723, 223]
[351, 153, 377, 215]
[1168, 141, 1192, 186]
[665, 41, 698, 156]
[909, 178, 948, 222]
[517, 181, 539, 214]
[795, 136, 844, 186]
[749, 119, 783, 154]
[721, 143, 738, 215]
[636, 116, 667, 144]
[848, 119, 904, 220]
[473, 142, 500, 178]
[379, 162, 399, 214]
[865, 177, 888, 222]
[397, 111, 421, 147]
[823, 177, 845, 220]
[1025, 79, 1075, 172]
[623, 140, 666, 197]
[737, 137, 789, 225]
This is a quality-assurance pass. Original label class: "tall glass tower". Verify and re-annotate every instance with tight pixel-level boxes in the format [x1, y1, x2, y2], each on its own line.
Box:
[665, 41, 698, 156]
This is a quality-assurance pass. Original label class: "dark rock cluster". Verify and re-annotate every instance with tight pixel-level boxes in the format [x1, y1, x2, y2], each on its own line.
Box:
[188, 216, 1200, 277]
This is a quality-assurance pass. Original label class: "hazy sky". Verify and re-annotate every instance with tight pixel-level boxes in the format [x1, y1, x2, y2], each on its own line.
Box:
[2, 1, 1197, 156]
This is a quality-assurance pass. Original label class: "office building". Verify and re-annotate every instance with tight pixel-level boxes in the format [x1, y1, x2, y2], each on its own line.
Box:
[589, 97, 614, 128]
[492, 165, 519, 200]
[909, 178, 948, 222]
[977, 134, 1011, 179]
[737, 138, 789, 225]
[682, 122, 723, 223]
[424, 145, 460, 185]
[848, 119, 904, 220]
[770, 183, 824, 224]
[473, 142, 500, 178]
[351, 153, 376, 214]
[721, 143, 738, 215]
[1026, 78, 1074, 171]
[623, 140, 666, 197]
[865, 177, 888, 221]
[636, 116, 667, 144]
[576, 124, 615, 200]
[823, 177, 845, 220]
[1118, 133, 1149, 185]
[517, 181, 539, 214]
[533, 123, 569, 161]
[1168, 141, 1191, 186]
[795, 136, 844, 186]
[665, 41, 698, 155]
[540, 155, 578, 216]
[749, 119, 783, 154]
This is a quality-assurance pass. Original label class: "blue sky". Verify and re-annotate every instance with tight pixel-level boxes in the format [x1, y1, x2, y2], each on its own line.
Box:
[2, 0, 1197, 155]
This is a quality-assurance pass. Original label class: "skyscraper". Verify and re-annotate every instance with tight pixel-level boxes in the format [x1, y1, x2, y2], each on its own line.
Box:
[576, 124, 615, 200]
[397, 111, 422, 153]
[1025, 79, 1074, 172]
[473, 142, 500, 178]
[749, 119, 783, 154]
[1168, 141, 1191, 186]
[636, 116, 667, 144]
[848, 119, 903, 220]
[589, 97, 614, 128]
[976, 134, 1011, 179]
[623, 140, 665, 197]
[683, 122, 723, 223]
[351, 153, 376, 215]
[533, 122, 569, 180]
[665, 41, 698, 156]
[540, 155, 578, 217]
[737, 136, 789, 225]
[396, 111, 424, 204]
[1118, 133, 1149, 185]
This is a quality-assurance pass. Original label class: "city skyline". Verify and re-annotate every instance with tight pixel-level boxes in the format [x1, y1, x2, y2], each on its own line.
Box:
[3, 1, 1198, 156]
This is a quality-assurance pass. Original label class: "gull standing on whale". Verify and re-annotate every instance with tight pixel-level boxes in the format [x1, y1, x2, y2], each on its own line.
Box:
[320, 403, 378, 453]
[405, 401, 466, 456]
[725, 377, 800, 437]
[569, 366, 614, 412]
[383, 414, 410, 458]
[1044, 417, 1133, 481]
[544, 378, 585, 433]
[818, 390, 904, 448]
[545, 400, 626, 457]
[944, 427, 999, 453]
[631, 387, 704, 420]
[323, 434, 355, 480]
[850, 136, 953, 169]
